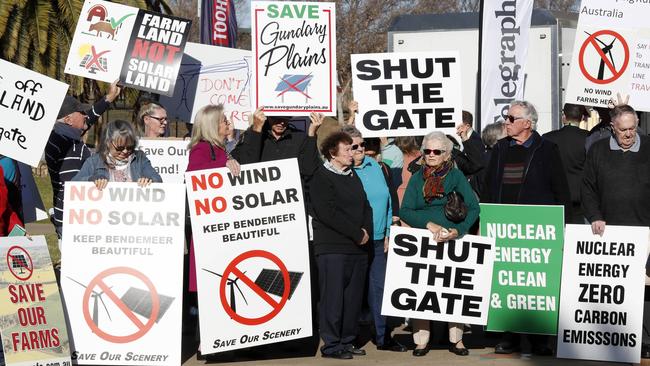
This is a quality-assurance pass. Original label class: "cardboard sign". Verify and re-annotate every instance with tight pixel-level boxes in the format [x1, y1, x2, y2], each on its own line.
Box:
[65, 0, 191, 96]
[480, 204, 564, 335]
[0, 236, 72, 366]
[60, 183, 185, 366]
[251, 1, 336, 116]
[159, 43, 252, 129]
[0, 58, 68, 167]
[566, 0, 650, 110]
[138, 139, 189, 184]
[185, 158, 312, 354]
[350, 52, 461, 138]
[557, 224, 648, 364]
[381, 226, 495, 325]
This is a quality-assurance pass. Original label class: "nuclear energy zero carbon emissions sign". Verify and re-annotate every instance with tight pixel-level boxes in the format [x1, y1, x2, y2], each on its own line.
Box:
[351, 51, 461, 138]
[185, 158, 312, 354]
[61, 183, 185, 366]
[566, 0, 650, 111]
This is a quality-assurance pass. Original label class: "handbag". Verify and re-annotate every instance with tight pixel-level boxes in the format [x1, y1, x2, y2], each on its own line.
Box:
[444, 191, 468, 223]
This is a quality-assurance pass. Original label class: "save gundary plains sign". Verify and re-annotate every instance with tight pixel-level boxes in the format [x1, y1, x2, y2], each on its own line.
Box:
[65, 0, 191, 96]
[351, 51, 462, 138]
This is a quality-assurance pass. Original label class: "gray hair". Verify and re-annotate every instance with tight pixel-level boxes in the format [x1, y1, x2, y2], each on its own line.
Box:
[98, 120, 139, 165]
[421, 131, 453, 153]
[510, 100, 538, 130]
[340, 125, 363, 138]
[482, 122, 507, 148]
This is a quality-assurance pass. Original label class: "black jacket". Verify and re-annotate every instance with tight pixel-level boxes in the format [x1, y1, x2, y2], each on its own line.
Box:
[542, 125, 587, 205]
[482, 131, 571, 217]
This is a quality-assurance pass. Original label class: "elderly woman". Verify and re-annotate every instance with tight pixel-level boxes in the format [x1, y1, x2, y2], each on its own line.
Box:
[136, 102, 168, 138]
[73, 120, 161, 188]
[340, 126, 405, 353]
[400, 131, 480, 357]
[311, 131, 372, 360]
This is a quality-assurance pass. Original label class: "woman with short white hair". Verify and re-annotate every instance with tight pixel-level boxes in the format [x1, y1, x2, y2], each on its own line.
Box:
[400, 131, 480, 357]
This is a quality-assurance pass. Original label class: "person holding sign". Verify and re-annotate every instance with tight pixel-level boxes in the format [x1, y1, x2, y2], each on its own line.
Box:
[400, 131, 479, 357]
[136, 101, 168, 138]
[310, 131, 372, 360]
[72, 120, 161, 188]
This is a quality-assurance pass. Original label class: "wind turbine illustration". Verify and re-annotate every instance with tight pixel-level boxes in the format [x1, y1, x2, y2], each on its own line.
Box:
[585, 31, 619, 80]
[202, 268, 248, 312]
[67, 277, 112, 326]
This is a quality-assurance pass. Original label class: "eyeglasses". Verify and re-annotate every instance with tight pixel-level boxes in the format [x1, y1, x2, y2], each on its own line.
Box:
[351, 142, 365, 151]
[221, 118, 232, 126]
[147, 115, 167, 123]
[111, 141, 134, 152]
[423, 149, 446, 156]
[505, 115, 526, 124]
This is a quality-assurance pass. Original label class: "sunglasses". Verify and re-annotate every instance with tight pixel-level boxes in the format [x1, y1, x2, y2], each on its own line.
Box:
[111, 141, 134, 152]
[505, 115, 526, 123]
[423, 149, 446, 156]
[147, 115, 167, 123]
[351, 142, 366, 151]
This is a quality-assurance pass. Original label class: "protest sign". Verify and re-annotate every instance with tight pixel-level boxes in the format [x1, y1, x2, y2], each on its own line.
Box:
[185, 158, 312, 354]
[159, 43, 252, 129]
[480, 203, 564, 334]
[0, 236, 71, 366]
[480, 0, 533, 126]
[251, 1, 336, 116]
[65, 0, 190, 96]
[0, 58, 68, 167]
[138, 139, 188, 184]
[61, 183, 185, 366]
[565, 0, 650, 111]
[381, 226, 495, 325]
[557, 224, 647, 364]
[350, 52, 461, 138]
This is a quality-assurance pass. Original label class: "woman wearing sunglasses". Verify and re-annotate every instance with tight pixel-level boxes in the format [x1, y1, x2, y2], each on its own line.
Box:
[136, 102, 168, 138]
[400, 131, 479, 357]
[73, 120, 161, 189]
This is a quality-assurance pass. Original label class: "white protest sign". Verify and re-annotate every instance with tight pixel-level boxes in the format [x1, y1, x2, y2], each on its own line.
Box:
[185, 158, 312, 354]
[159, 43, 252, 130]
[251, 1, 336, 116]
[0, 236, 71, 366]
[61, 183, 185, 366]
[0, 58, 68, 167]
[138, 139, 188, 184]
[351, 52, 461, 138]
[566, 1, 650, 110]
[381, 226, 495, 325]
[557, 224, 648, 364]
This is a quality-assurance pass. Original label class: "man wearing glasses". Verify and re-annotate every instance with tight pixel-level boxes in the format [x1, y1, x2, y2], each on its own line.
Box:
[482, 100, 570, 355]
[45, 81, 121, 239]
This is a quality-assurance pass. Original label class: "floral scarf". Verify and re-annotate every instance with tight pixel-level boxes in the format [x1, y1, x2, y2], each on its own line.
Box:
[422, 159, 453, 203]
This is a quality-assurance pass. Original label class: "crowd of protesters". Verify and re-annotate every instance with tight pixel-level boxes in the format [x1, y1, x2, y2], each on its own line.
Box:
[4, 81, 646, 361]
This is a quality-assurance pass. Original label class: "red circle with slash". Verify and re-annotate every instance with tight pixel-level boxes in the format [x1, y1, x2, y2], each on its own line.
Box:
[579, 29, 629, 84]
[6, 246, 33, 281]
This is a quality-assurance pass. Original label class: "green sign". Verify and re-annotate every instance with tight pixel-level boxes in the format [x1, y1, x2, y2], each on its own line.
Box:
[480, 204, 564, 335]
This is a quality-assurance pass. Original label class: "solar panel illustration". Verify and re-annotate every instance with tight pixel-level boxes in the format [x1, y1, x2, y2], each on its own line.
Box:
[254, 269, 303, 299]
[119, 287, 175, 323]
[11, 254, 28, 269]
[80, 54, 92, 67]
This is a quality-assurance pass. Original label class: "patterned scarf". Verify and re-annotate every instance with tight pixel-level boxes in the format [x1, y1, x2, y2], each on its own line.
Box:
[422, 159, 453, 203]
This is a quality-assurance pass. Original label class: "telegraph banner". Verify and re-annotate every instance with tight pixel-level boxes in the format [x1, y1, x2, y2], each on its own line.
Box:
[60, 183, 185, 365]
[557, 224, 647, 364]
[0, 236, 71, 366]
[185, 158, 312, 354]
[251, 1, 336, 116]
[138, 139, 188, 184]
[480, 204, 564, 335]
[381, 226, 496, 325]
[351, 51, 461, 138]
[0, 58, 68, 167]
[66, 0, 191, 96]
[159, 43, 252, 129]
[566, 0, 650, 110]
[480, 0, 533, 126]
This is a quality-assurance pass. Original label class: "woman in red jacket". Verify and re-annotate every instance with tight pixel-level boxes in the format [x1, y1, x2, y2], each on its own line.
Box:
[0, 166, 23, 236]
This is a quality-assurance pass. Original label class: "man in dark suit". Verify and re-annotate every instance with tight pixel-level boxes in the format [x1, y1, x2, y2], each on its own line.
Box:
[456, 110, 485, 193]
[542, 103, 589, 224]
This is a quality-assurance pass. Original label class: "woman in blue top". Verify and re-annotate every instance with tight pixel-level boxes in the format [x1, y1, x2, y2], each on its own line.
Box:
[341, 125, 406, 353]
[400, 131, 480, 357]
